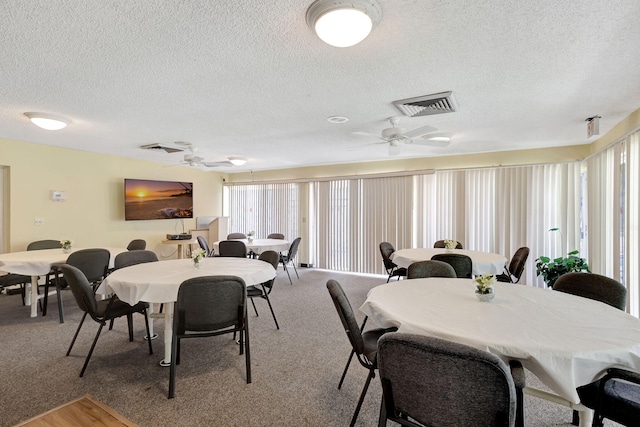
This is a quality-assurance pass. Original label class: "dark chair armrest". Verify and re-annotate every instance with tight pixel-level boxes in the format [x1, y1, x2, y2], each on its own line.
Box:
[509, 360, 526, 389]
[602, 367, 640, 386]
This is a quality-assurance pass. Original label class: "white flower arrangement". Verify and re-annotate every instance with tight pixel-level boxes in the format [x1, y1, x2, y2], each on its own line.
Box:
[474, 273, 496, 295]
[444, 239, 457, 250]
[191, 248, 206, 264]
[60, 239, 72, 249]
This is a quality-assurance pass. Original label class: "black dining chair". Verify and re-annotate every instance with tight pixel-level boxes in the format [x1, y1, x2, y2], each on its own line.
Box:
[247, 250, 280, 329]
[126, 239, 146, 251]
[431, 253, 473, 278]
[218, 240, 247, 258]
[60, 264, 153, 377]
[379, 242, 407, 283]
[497, 247, 530, 283]
[227, 232, 247, 240]
[433, 239, 463, 249]
[169, 275, 250, 398]
[407, 260, 457, 279]
[280, 237, 301, 285]
[43, 248, 111, 323]
[267, 233, 285, 239]
[197, 236, 215, 257]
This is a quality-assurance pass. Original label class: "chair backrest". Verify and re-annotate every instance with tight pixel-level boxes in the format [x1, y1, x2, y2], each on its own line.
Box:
[407, 260, 457, 279]
[258, 250, 279, 290]
[126, 239, 146, 251]
[377, 333, 516, 427]
[431, 253, 473, 278]
[267, 233, 285, 240]
[433, 239, 464, 249]
[553, 272, 627, 310]
[66, 248, 111, 283]
[60, 264, 98, 316]
[284, 237, 302, 262]
[27, 240, 62, 250]
[175, 276, 246, 333]
[197, 236, 212, 256]
[379, 242, 397, 271]
[114, 250, 158, 270]
[326, 279, 365, 357]
[218, 240, 247, 258]
[507, 247, 529, 283]
[227, 233, 247, 240]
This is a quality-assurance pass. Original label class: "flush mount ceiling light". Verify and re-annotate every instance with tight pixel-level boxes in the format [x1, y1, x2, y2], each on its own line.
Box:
[326, 115, 350, 124]
[24, 112, 70, 130]
[228, 157, 247, 166]
[306, 0, 382, 48]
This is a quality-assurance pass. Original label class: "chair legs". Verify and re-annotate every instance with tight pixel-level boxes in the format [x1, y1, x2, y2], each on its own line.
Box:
[79, 321, 106, 377]
[261, 291, 279, 330]
[282, 261, 293, 285]
[338, 317, 368, 389]
[42, 272, 65, 323]
[250, 297, 259, 317]
[350, 368, 375, 427]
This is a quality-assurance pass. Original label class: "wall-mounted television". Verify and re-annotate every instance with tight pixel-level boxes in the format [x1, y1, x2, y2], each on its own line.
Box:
[124, 179, 193, 220]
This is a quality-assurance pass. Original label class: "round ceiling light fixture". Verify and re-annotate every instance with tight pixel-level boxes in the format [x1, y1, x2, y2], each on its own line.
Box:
[306, 0, 382, 48]
[326, 115, 349, 124]
[24, 112, 70, 130]
[228, 157, 247, 166]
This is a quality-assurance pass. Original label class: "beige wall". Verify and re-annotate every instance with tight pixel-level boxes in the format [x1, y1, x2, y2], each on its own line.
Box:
[0, 138, 226, 257]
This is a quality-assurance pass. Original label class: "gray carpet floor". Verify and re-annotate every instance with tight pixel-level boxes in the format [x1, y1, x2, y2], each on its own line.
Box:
[0, 268, 620, 426]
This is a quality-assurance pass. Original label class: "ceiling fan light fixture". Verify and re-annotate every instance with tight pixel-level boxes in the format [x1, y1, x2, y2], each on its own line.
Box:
[228, 157, 246, 166]
[24, 112, 70, 130]
[306, 0, 382, 48]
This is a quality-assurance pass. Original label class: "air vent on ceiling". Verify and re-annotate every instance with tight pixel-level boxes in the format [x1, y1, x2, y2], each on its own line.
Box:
[140, 143, 185, 153]
[393, 91, 457, 117]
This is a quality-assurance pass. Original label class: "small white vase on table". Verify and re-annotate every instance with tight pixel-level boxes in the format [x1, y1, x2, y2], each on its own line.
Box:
[474, 273, 496, 302]
[60, 239, 72, 254]
[191, 248, 206, 268]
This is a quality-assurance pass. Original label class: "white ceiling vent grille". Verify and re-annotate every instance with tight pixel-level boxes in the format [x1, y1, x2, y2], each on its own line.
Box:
[393, 91, 457, 117]
[140, 143, 184, 153]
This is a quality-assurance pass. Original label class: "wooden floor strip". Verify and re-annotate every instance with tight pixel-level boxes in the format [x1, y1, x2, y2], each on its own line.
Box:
[13, 394, 138, 427]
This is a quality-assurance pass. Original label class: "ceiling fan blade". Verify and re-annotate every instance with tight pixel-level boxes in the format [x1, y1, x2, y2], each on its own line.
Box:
[352, 131, 385, 139]
[202, 161, 233, 167]
[402, 124, 439, 139]
[409, 131, 453, 147]
[346, 141, 388, 151]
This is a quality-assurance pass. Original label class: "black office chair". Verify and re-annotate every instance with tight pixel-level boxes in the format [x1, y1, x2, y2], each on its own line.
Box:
[168, 275, 250, 398]
[246, 251, 280, 329]
[43, 248, 111, 323]
[218, 240, 247, 258]
[267, 233, 285, 239]
[554, 272, 629, 426]
[60, 264, 153, 377]
[27, 240, 62, 250]
[377, 333, 517, 427]
[407, 260, 457, 279]
[497, 247, 530, 283]
[113, 250, 158, 270]
[280, 237, 301, 285]
[577, 367, 640, 427]
[196, 236, 215, 257]
[379, 242, 407, 283]
[431, 253, 473, 278]
[553, 272, 627, 310]
[326, 279, 397, 427]
[227, 232, 247, 240]
[433, 239, 464, 249]
[126, 239, 146, 251]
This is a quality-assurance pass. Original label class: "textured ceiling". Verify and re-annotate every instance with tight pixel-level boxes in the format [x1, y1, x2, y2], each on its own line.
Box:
[2, 0, 640, 172]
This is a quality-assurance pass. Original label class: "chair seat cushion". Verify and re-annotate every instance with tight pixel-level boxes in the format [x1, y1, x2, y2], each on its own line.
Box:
[0, 273, 31, 288]
[496, 273, 512, 283]
[391, 267, 407, 277]
[577, 378, 640, 425]
[362, 328, 398, 362]
[246, 285, 263, 297]
[96, 297, 149, 319]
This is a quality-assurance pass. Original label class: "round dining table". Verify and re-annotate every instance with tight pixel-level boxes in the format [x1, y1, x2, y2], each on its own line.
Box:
[0, 247, 125, 318]
[391, 248, 507, 275]
[97, 257, 276, 366]
[359, 278, 640, 426]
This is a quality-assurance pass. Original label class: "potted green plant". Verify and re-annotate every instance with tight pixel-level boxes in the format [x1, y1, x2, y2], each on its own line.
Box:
[535, 250, 590, 288]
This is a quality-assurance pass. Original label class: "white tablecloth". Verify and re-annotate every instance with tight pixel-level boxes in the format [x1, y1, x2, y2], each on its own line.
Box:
[212, 238, 290, 255]
[391, 248, 507, 275]
[360, 278, 640, 404]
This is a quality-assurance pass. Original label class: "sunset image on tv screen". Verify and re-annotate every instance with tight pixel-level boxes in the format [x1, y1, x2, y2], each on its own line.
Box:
[124, 179, 193, 220]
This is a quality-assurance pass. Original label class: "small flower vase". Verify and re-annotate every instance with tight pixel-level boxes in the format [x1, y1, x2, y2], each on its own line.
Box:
[63, 247, 71, 254]
[446, 247, 453, 253]
[193, 259, 201, 269]
[475, 290, 495, 302]
[247, 236, 253, 242]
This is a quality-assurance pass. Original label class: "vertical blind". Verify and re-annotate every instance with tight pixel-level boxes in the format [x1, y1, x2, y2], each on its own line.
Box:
[225, 183, 300, 242]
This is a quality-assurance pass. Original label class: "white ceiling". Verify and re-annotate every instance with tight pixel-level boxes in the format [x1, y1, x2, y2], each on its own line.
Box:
[2, 0, 640, 172]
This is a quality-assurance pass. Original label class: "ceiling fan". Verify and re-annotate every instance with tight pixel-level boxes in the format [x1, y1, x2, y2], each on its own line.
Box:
[172, 142, 234, 168]
[351, 116, 452, 155]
